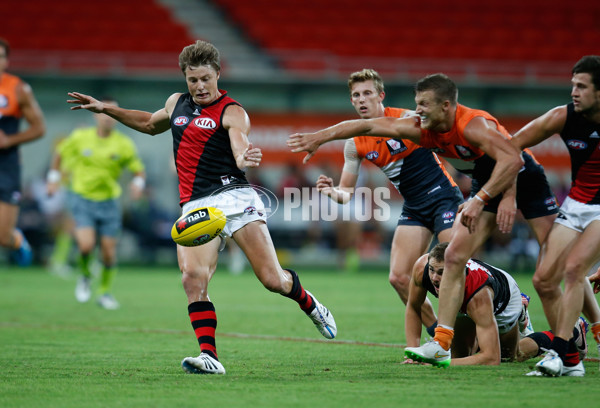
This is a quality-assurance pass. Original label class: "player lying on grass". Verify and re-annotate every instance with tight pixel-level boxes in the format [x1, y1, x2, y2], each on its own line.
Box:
[404, 242, 533, 366]
[405, 242, 589, 373]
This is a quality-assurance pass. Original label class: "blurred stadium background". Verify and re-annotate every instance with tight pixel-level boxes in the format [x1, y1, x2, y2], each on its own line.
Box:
[3, 0, 600, 271]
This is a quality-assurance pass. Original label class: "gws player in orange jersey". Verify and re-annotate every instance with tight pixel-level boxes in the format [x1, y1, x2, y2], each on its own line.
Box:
[316, 69, 462, 336]
[67, 40, 336, 375]
[288, 73, 558, 367]
[512, 55, 600, 377]
[0, 38, 45, 266]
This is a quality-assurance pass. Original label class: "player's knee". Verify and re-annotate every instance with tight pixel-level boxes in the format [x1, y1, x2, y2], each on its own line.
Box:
[532, 269, 559, 296]
[563, 260, 587, 286]
[443, 247, 469, 271]
[0, 232, 13, 247]
[259, 269, 285, 293]
[389, 271, 410, 293]
[180, 264, 212, 284]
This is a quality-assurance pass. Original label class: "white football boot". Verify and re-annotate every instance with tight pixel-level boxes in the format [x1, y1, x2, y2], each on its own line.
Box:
[182, 353, 226, 375]
[306, 291, 337, 339]
[75, 276, 92, 303]
[97, 294, 120, 310]
[535, 349, 563, 377]
[405, 340, 451, 368]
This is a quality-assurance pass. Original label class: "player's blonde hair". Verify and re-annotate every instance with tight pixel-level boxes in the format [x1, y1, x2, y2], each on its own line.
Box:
[348, 69, 385, 94]
[179, 40, 221, 74]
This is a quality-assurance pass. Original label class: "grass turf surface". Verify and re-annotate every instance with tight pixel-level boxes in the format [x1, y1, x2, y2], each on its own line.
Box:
[1, 266, 597, 407]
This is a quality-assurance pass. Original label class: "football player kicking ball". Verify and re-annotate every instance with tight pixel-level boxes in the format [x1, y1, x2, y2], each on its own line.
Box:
[67, 40, 336, 375]
[404, 242, 536, 366]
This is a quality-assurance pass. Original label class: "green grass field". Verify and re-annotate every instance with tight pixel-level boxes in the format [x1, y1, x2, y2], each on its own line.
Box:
[1, 266, 597, 408]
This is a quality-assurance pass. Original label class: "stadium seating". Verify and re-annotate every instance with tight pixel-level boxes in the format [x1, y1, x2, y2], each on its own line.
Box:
[214, 0, 600, 81]
[4, 0, 195, 75]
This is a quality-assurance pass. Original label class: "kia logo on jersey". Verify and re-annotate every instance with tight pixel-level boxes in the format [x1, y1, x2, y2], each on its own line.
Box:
[366, 151, 379, 160]
[567, 140, 587, 150]
[173, 116, 189, 126]
[194, 117, 217, 129]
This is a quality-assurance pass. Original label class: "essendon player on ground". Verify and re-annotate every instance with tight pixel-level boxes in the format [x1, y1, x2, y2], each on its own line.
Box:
[67, 40, 337, 375]
[405, 242, 526, 366]
[512, 55, 600, 377]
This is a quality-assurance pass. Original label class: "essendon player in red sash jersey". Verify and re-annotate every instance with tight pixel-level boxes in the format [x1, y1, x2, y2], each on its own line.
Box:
[170, 92, 249, 204]
[512, 55, 600, 377]
[68, 40, 337, 375]
[0, 38, 45, 266]
[405, 242, 527, 366]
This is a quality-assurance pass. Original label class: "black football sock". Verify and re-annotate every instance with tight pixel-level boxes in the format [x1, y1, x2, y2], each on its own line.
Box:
[564, 335, 581, 367]
[282, 269, 315, 314]
[549, 336, 569, 362]
[527, 331, 554, 357]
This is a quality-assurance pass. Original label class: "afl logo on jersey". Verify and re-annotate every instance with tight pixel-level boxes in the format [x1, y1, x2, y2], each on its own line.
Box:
[173, 116, 189, 126]
[0, 94, 8, 108]
[442, 211, 455, 219]
[567, 140, 587, 150]
[194, 117, 217, 129]
[366, 151, 379, 160]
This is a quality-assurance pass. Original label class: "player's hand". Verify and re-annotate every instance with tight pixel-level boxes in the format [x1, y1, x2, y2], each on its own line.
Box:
[129, 183, 144, 200]
[67, 92, 104, 113]
[316, 174, 334, 195]
[401, 357, 431, 366]
[287, 132, 323, 164]
[589, 267, 600, 294]
[496, 195, 516, 234]
[46, 181, 60, 196]
[458, 197, 485, 234]
[241, 143, 262, 168]
[0, 129, 9, 149]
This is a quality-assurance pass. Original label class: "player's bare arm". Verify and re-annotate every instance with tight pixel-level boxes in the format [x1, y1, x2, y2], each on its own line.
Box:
[318, 171, 359, 204]
[453, 287, 501, 366]
[67, 91, 172, 135]
[589, 268, 600, 294]
[223, 104, 261, 170]
[459, 118, 524, 233]
[511, 106, 568, 150]
[405, 254, 429, 348]
[496, 182, 517, 234]
[288, 116, 421, 163]
[46, 152, 62, 196]
[317, 140, 361, 203]
[0, 82, 45, 149]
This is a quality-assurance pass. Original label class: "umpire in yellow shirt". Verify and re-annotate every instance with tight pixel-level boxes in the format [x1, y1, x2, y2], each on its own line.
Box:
[47, 97, 145, 309]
